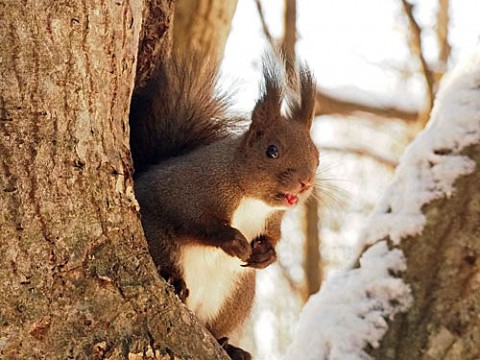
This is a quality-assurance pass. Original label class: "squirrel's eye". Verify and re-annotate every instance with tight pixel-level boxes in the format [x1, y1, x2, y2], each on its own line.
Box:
[266, 144, 279, 159]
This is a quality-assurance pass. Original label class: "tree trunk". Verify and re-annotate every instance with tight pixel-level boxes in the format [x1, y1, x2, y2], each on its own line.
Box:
[0, 1, 227, 358]
[366, 51, 480, 359]
[173, 0, 238, 68]
[370, 144, 480, 359]
[134, 0, 175, 93]
[303, 193, 322, 299]
[282, 0, 297, 81]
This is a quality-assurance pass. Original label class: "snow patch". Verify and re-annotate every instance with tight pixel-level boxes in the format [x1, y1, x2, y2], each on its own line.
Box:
[284, 242, 411, 360]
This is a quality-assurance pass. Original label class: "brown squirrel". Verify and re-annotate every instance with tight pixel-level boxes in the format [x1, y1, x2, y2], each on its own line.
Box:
[130, 53, 319, 360]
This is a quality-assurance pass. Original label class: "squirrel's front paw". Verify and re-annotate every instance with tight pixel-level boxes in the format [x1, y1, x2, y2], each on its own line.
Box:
[221, 230, 251, 261]
[242, 236, 276, 269]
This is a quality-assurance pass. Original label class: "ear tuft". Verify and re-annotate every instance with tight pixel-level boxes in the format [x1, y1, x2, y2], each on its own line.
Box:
[251, 52, 286, 126]
[287, 63, 316, 129]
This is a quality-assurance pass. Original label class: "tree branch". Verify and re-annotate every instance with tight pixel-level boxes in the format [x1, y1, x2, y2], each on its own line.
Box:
[401, 0, 435, 114]
[319, 145, 399, 168]
[315, 88, 419, 122]
[254, 0, 275, 47]
[436, 0, 451, 69]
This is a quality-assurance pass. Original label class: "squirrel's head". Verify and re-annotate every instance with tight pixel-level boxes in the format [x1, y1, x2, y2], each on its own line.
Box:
[240, 56, 319, 209]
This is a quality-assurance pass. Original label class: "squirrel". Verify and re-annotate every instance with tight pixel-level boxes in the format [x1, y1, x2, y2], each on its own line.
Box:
[130, 52, 319, 360]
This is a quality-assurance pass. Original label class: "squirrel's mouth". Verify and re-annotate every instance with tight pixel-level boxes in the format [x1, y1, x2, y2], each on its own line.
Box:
[278, 192, 298, 207]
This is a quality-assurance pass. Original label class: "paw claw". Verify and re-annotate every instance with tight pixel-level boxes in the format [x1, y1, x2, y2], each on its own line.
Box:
[243, 238, 276, 269]
[159, 268, 189, 302]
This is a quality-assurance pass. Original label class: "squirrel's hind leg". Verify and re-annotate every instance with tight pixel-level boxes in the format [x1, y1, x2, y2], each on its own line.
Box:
[159, 266, 190, 302]
[207, 271, 255, 359]
[218, 337, 252, 360]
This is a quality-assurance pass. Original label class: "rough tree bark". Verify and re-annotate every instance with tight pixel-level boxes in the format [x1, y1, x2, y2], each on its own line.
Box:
[0, 1, 228, 359]
[369, 143, 480, 359]
[134, 0, 175, 93]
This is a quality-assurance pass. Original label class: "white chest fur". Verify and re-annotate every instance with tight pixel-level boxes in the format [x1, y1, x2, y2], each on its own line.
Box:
[231, 197, 277, 241]
[180, 197, 276, 326]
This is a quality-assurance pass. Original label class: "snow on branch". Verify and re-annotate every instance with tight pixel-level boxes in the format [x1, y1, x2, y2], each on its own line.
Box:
[284, 49, 480, 360]
[361, 49, 480, 246]
[285, 242, 411, 360]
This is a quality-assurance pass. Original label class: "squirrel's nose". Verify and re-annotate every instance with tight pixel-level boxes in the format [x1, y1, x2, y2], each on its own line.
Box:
[299, 179, 313, 193]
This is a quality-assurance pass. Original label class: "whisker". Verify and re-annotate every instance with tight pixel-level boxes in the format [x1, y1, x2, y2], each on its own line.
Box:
[311, 182, 351, 212]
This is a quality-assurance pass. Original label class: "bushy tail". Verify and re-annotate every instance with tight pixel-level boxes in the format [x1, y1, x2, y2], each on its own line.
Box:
[129, 55, 234, 174]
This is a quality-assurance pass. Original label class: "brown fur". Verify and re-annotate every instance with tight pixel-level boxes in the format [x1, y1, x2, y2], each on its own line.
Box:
[208, 270, 256, 338]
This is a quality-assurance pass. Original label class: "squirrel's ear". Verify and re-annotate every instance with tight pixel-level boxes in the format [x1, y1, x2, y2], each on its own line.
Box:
[251, 54, 284, 127]
[289, 64, 316, 130]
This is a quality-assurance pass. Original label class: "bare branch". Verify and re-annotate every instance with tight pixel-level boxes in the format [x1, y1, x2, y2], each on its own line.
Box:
[401, 0, 435, 116]
[315, 88, 419, 123]
[319, 145, 399, 168]
[254, 0, 276, 48]
[436, 0, 451, 69]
